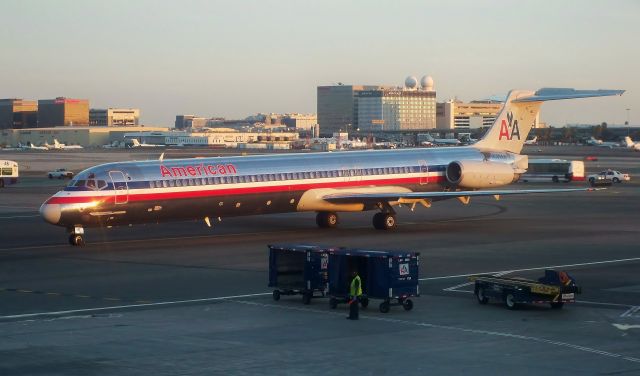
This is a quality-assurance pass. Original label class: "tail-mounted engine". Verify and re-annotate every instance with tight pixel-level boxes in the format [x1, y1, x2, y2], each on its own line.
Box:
[446, 160, 519, 189]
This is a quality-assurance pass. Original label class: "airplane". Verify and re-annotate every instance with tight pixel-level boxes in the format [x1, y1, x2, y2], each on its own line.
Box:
[102, 141, 126, 149]
[623, 136, 640, 151]
[586, 137, 619, 148]
[129, 139, 164, 148]
[524, 136, 538, 145]
[19, 142, 48, 151]
[39, 87, 624, 246]
[422, 134, 461, 146]
[45, 139, 84, 150]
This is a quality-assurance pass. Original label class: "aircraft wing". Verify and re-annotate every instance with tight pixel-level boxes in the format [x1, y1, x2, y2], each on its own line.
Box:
[322, 187, 604, 204]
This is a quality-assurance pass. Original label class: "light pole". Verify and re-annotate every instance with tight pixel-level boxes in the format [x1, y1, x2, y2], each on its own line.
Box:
[626, 108, 631, 135]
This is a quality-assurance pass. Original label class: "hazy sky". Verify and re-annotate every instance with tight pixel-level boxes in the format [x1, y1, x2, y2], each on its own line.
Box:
[1, 0, 638, 126]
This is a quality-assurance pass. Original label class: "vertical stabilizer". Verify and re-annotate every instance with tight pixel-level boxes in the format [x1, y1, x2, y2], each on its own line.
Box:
[474, 90, 539, 154]
[474, 88, 625, 154]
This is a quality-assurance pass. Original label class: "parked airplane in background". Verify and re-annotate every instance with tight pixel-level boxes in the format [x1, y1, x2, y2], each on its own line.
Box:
[622, 136, 640, 151]
[45, 139, 84, 150]
[129, 139, 164, 148]
[39, 87, 624, 246]
[524, 136, 538, 145]
[19, 142, 48, 151]
[102, 141, 126, 149]
[586, 137, 619, 148]
[422, 134, 461, 146]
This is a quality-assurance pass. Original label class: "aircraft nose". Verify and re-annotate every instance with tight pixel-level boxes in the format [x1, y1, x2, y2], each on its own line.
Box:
[40, 203, 61, 225]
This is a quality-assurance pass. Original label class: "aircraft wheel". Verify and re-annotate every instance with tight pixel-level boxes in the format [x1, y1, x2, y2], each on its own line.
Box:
[316, 212, 338, 228]
[373, 213, 396, 230]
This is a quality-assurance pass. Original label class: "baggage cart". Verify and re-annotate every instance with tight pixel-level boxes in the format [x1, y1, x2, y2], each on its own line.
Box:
[469, 269, 581, 310]
[268, 244, 329, 304]
[326, 247, 420, 313]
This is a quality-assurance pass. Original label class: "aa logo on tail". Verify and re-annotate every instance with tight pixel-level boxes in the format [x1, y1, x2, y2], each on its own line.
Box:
[499, 112, 521, 140]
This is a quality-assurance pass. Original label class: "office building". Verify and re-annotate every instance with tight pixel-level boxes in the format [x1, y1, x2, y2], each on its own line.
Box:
[0, 99, 38, 129]
[357, 76, 437, 132]
[89, 108, 140, 126]
[436, 100, 504, 130]
[317, 84, 382, 136]
[175, 115, 208, 130]
[38, 97, 89, 127]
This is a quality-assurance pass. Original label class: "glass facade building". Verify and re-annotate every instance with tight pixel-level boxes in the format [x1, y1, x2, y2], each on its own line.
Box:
[357, 89, 437, 131]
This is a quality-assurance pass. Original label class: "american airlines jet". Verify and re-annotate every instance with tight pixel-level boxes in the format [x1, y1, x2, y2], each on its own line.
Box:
[40, 88, 624, 246]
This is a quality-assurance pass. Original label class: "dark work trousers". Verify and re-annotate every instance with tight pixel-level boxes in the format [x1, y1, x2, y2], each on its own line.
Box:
[348, 298, 359, 320]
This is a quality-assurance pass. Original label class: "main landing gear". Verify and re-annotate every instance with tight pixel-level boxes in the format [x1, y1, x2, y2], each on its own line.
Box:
[315, 208, 398, 231]
[372, 212, 396, 230]
[68, 226, 85, 247]
[372, 203, 397, 231]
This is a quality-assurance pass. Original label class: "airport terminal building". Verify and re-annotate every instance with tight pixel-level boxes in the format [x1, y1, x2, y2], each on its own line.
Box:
[0, 126, 169, 148]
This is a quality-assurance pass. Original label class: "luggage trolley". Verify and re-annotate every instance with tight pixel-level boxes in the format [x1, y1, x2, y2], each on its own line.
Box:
[327, 247, 420, 313]
[268, 244, 329, 305]
[469, 269, 581, 310]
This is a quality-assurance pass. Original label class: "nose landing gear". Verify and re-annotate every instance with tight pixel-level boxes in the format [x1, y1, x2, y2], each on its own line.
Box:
[67, 226, 85, 247]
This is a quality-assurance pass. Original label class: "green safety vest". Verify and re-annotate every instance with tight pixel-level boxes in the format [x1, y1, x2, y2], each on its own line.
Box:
[350, 275, 362, 297]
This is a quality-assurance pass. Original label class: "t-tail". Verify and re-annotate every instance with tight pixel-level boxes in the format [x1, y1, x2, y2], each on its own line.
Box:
[474, 88, 625, 154]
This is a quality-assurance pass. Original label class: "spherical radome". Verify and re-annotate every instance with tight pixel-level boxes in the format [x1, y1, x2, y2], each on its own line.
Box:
[421, 75, 434, 89]
[405, 76, 418, 89]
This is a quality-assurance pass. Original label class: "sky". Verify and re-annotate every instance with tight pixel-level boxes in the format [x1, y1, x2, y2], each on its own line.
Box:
[1, 0, 638, 127]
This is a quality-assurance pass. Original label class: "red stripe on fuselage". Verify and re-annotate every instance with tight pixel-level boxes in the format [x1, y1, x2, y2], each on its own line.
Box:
[45, 175, 445, 205]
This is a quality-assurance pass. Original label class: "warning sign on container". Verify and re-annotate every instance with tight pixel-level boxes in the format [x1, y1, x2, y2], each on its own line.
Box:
[399, 263, 409, 276]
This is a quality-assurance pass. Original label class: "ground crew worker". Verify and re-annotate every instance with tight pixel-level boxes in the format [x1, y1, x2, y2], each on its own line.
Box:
[347, 270, 362, 320]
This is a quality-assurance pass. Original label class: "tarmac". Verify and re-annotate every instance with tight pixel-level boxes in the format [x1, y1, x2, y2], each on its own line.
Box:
[0, 146, 639, 375]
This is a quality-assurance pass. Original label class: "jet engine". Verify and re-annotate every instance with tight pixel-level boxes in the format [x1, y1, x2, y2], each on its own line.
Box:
[446, 160, 518, 189]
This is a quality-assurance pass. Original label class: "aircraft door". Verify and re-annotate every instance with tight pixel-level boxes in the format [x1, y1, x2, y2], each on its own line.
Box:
[109, 171, 129, 204]
[419, 160, 428, 185]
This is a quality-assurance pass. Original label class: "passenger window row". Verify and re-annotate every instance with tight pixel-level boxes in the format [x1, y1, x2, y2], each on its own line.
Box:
[149, 166, 421, 189]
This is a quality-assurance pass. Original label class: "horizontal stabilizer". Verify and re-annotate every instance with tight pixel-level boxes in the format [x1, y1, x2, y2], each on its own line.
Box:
[323, 188, 604, 204]
[513, 88, 625, 103]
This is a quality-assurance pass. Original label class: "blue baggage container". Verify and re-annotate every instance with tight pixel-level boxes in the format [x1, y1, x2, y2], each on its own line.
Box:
[268, 244, 330, 304]
[326, 248, 420, 313]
